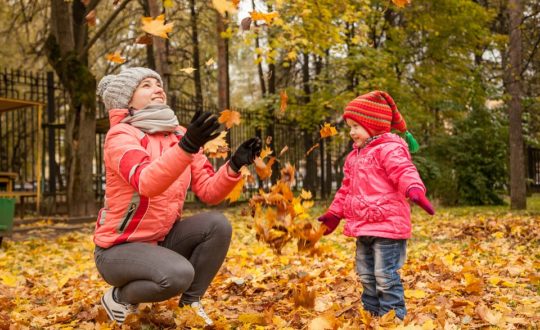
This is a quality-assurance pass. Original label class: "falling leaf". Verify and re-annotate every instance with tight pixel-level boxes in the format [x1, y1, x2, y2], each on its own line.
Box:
[85, 10, 96, 27]
[260, 146, 273, 159]
[306, 143, 320, 156]
[279, 90, 288, 113]
[212, 0, 238, 16]
[254, 157, 275, 180]
[280, 163, 295, 186]
[293, 283, 316, 308]
[205, 58, 215, 66]
[320, 123, 337, 138]
[226, 178, 245, 203]
[204, 130, 229, 159]
[265, 136, 273, 145]
[180, 67, 196, 74]
[163, 0, 174, 8]
[300, 190, 312, 200]
[141, 14, 174, 39]
[392, 0, 412, 8]
[278, 145, 288, 157]
[218, 110, 241, 129]
[250, 11, 279, 25]
[105, 52, 126, 64]
[135, 34, 153, 45]
[241, 17, 252, 31]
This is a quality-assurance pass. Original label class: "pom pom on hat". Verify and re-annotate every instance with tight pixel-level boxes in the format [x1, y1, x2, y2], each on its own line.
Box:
[97, 67, 163, 111]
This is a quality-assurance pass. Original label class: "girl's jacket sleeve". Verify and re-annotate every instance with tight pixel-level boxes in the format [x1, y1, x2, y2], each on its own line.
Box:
[327, 157, 351, 219]
[106, 127, 195, 197]
[380, 142, 425, 195]
[189, 154, 242, 205]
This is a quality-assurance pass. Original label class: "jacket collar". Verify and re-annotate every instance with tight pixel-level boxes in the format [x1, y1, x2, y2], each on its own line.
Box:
[353, 133, 405, 150]
[108, 108, 130, 127]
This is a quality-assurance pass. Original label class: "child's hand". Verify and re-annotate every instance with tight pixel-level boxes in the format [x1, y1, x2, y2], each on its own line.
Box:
[318, 212, 341, 235]
[407, 187, 435, 215]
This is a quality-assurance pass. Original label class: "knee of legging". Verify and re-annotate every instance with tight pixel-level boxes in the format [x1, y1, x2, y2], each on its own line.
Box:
[208, 212, 232, 238]
[358, 273, 376, 284]
[160, 265, 195, 294]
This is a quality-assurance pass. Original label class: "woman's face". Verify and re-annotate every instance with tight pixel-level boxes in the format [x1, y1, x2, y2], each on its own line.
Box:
[346, 118, 371, 146]
[129, 77, 166, 110]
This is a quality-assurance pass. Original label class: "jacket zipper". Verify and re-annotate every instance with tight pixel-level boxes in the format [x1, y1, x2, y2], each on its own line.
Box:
[119, 203, 136, 232]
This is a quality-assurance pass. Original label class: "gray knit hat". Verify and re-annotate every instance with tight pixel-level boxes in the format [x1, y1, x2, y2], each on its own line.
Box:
[97, 67, 163, 110]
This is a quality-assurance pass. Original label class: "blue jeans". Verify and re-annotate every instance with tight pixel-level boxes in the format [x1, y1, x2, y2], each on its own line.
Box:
[355, 236, 407, 319]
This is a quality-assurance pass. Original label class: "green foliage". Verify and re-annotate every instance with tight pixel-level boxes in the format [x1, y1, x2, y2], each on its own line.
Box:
[425, 106, 508, 206]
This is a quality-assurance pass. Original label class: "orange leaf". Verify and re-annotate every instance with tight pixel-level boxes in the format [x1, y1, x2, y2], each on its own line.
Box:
[218, 110, 241, 129]
[306, 143, 320, 156]
[85, 10, 96, 27]
[204, 131, 229, 159]
[226, 178, 245, 203]
[260, 146, 273, 159]
[279, 90, 288, 113]
[212, 0, 238, 16]
[254, 157, 275, 180]
[141, 14, 174, 39]
[278, 145, 288, 157]
[320, 123, 337, 138]
[250, 11, 279, 25]
[392, 0, 412, 8]
[105, 52, 126, 64]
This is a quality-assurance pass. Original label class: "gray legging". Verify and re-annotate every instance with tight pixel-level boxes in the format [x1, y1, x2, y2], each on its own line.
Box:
[94, 211, 232, 305]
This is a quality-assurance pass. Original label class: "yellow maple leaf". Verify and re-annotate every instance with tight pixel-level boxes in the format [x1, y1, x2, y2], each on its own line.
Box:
[300, 189, 312, 200]
[218, 110, 241, 129]
[203, 130, 229, 158]
[180, 67, 196, 74]
[226, 178, 245, 203]
[250, 11, 279, 25]
[392, 0, 412, 7]
[1, 274, 18, 287]
[205, 58, 215, 66]
[105, 52, 125, 64]
[319, 123, 337, 138]
[404, 289, 427, 299]
[212, 0, 238, 16]
[280, 90, 288, 113]
[141, 14, 174, 39]
[163, 0, 174, 8]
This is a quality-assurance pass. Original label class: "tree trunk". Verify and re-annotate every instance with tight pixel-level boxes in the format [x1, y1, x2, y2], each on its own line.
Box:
[506, 0, 526, 209]
[147, 0, 169, 91]
[189, 0, 203, 109]
[46, 0, 97, 216]
[216, 12, 230, 111]
[301, 52, 318, 195]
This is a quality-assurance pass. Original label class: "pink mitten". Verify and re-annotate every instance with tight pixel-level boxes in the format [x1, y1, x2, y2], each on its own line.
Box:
[407, 187, 435, 215]
[318, 212, 341, 235]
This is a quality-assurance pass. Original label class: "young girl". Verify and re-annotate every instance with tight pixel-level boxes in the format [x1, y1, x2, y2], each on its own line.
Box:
[318, 91, 434, 320]
[94, 67, 261, 325]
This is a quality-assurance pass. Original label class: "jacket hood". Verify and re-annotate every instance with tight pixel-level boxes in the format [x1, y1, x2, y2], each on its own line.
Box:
[108, 108, 130, 127]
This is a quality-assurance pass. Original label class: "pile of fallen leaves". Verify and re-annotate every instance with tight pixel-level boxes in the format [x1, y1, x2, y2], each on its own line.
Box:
[1, 203, 539, 329]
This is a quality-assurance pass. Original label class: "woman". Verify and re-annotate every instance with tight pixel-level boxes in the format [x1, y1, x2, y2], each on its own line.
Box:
[94, 67, 261, 325]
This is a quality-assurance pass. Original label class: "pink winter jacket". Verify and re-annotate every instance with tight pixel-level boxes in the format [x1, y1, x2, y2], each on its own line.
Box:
[328, 133, 426, 239]
[94, 109, 242, 248]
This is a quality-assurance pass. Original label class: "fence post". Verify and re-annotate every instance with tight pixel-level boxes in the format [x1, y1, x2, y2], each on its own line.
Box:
[46, 72, 56, 197]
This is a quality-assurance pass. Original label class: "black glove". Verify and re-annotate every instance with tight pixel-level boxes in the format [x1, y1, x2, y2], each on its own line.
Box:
[179, 111, 221, 153]
[230, 137, 262, 172]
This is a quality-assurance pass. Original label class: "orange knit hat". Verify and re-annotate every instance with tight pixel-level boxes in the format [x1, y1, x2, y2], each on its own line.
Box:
[343, 90, 407, 136]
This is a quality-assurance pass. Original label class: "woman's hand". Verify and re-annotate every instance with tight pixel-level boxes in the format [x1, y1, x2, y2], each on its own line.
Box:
[229, 137, 262, 173]
[179, 111, 221, 153]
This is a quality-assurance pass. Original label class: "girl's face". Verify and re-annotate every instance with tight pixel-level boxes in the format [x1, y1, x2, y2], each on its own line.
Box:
[129, 78, 166, 110]
[346, 118, 371, 146]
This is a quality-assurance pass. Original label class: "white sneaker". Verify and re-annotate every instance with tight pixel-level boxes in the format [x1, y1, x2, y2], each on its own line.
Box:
[190, 301, 214, 326]
[101, 287, 138, 323]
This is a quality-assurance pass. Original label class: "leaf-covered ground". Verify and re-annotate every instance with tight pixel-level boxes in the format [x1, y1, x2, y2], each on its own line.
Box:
[1, 199, 539, 329]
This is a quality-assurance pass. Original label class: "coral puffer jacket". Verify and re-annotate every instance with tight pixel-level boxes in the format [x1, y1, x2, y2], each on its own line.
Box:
[94, 109, 241, 248]
[328, 133, 426, 239]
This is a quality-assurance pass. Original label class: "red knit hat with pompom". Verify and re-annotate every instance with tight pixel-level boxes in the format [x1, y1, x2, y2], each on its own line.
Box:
[343, 90, 407, 136]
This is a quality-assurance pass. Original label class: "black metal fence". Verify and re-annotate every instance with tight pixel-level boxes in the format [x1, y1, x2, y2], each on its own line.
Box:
[528, 147, 540, 191]
[1, 68, 350, 215]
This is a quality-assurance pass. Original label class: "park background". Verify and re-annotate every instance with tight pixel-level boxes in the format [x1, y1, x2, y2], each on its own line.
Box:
[0, 0, 539, 328]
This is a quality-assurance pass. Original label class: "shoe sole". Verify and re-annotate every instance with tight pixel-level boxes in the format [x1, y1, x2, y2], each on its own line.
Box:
[101, 295, 125, 324]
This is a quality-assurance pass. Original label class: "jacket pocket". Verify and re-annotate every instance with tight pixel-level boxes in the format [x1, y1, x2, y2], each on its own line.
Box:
[117, 193, 140, 233]
[350, 195, 385, 222]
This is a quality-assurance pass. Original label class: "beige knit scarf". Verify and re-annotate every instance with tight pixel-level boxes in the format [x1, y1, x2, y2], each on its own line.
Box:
[121, 104, 179, 134]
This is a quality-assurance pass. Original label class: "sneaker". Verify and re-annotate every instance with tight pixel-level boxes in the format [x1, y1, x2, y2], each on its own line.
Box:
[101, 287, 138, 323]
[190, 301, 214, 326]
